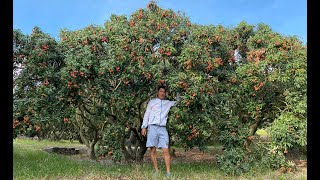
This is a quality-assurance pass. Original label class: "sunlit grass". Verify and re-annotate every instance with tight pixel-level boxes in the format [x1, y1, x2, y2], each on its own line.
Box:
[256, 129, 269, 137]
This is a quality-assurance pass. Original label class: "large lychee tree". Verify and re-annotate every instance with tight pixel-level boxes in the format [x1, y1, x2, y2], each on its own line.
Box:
[58, 1, 235, 161]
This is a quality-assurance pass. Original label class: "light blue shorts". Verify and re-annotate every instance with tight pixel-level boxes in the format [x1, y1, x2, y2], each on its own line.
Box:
[146, 125, 169, 149]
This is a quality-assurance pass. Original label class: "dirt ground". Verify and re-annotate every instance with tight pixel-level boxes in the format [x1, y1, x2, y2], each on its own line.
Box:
[143, 148, 218, 164]
[66, 146, 306, 172]
[67, 147, 219, 165]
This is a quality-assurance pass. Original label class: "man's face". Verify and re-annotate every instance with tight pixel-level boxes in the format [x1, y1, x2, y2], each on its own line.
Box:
[157, 88, 166, 100]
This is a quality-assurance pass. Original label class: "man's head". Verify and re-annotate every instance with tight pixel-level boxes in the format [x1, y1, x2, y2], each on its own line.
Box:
[157, 85, 167, 100]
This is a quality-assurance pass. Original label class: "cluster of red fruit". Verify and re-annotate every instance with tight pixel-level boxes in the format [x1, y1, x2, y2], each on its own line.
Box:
[64, 117, 69, 123]
[41, 45, 49, 52]
[178, 81, 189, 90]
[206, 61, 213, 72]
[67, 81, 79, 89]
[253, 82, 264, 91]
[13, 120, 20, 128]
[34, 125, 41, 132]
[215, 57, 223, 66]
[187, 126, 199, 141]
[69, 70, 85, 78]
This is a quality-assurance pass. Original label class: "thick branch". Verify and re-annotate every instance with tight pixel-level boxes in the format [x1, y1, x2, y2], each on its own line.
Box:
[100, 114, 117, 134]
[105, 112, 117, 121]
[76, 112, 89, 147]
[130, 127, 141, 142]
[90, 129, 99, 147]
[81, 103, 96, 116]
[249, 117, 262, 136]
[77, 107, 95, 129]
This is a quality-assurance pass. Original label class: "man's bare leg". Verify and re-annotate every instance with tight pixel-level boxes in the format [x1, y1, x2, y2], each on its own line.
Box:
[162, 148, 170, 173]
[150, 147, 159, 172]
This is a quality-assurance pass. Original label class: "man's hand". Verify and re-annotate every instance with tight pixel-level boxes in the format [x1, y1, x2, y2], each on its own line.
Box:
[176, 92, 181, 103]
[141, 128, 147, 137]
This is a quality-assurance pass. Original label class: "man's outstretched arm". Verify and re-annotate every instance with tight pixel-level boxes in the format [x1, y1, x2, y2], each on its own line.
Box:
[141, 100, 152, 136]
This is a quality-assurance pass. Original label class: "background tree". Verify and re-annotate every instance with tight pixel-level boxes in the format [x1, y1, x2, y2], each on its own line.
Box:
[13, 27, 77, 140]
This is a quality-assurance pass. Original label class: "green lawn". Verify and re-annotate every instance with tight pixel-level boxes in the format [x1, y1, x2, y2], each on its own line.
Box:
[13, 138, 306, 180]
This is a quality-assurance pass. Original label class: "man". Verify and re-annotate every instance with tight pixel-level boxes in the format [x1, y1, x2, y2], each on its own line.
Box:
[141, 85, 180, 178]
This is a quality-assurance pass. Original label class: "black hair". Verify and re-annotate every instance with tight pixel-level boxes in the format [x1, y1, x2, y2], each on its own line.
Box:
[157, 85, 167, 92]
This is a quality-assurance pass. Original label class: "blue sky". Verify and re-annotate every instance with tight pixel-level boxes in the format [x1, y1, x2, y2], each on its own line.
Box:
[13, 0, 306, 44]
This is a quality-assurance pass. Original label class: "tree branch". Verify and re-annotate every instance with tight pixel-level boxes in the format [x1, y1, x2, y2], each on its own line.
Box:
[130, 127, 141, 142]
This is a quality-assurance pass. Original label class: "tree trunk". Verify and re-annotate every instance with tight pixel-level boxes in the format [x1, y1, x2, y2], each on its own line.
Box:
[246, 117, 263, 153]
[122, 128, 148, 162]
[76, 114, 97, 160]
[169, 148, 176, 157]
[89, 142, 97, 160]
[136, 138, 148, 161]
[121, 133, 135, 161]
[86, 128, 99, 160]
[249, 118, 262, 136]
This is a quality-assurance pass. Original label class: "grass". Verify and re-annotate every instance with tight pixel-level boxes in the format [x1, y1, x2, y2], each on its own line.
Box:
[13, 138, 306, 180]
[14, 139, 107, 179]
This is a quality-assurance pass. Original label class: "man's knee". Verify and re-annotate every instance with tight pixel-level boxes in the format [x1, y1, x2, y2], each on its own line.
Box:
[162, 148, 170, 156]
[150, 147, 157, 153]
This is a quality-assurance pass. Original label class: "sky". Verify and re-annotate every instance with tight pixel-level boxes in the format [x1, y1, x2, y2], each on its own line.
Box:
[13, 0, 307, 44]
